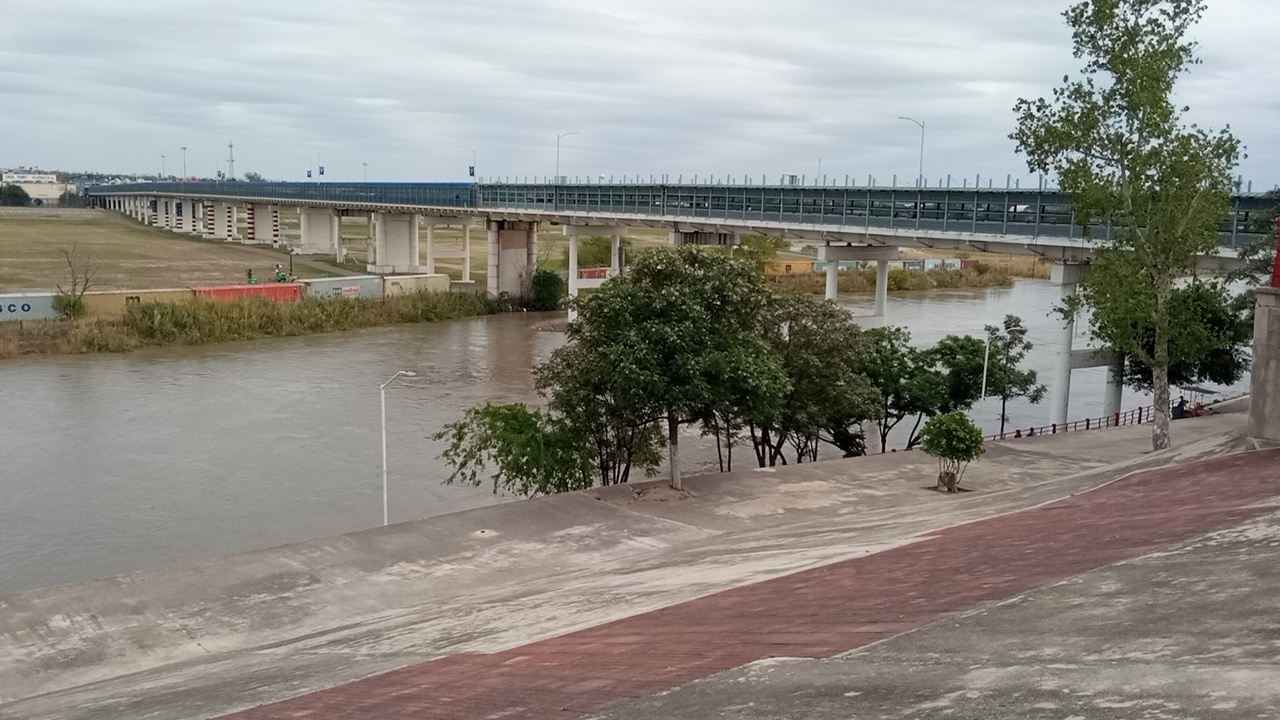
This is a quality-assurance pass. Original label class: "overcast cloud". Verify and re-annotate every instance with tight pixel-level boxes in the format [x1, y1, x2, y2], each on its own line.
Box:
[2, 0, 1277, 187]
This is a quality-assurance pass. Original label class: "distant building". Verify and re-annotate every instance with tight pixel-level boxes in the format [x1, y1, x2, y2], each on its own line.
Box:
[1, 170, 77, 205]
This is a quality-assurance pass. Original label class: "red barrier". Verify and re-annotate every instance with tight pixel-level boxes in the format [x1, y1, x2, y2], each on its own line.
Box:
[196, 284, 301, 302]
[579, 268, 610, 279]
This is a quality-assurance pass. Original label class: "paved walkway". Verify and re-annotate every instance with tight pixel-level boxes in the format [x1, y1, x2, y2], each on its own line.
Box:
[221, 449, 1280, 719]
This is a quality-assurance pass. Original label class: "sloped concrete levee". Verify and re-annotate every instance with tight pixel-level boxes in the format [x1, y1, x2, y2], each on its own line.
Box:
[0, 411, 1269, 719]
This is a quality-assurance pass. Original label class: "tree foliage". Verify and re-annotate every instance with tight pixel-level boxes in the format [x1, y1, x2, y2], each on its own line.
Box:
[561, 236, 631, 269]
[921, 411, 985, 493]
[1122, 280, 1252, 391]
[566, 245, 788, 490]
[530, 269, 563, 311]
[742, 294, 880, 467]
[862, 327, 942, 452]
[433, 403, 595, 497]
[1011, 0, 1241, 450]
[735, 235, 789, 269]
[53, 245, 98, 319]
[0, 185, 31, 207]
[984, 315, 1047, 434]
[242, 171, 265, 182]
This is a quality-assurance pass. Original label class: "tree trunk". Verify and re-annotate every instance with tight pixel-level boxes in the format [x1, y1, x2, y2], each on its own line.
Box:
[999, 395, 1009, 435]
[1152, 284, 1173, 452]
[667, 414, 682, 490]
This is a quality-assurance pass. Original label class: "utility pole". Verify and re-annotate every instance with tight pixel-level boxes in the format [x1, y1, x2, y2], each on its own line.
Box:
[160, 154, 166, 179]
[556, 132, 577, 184]
[227, 141, 235, 180]
[180, 147, 187, 180]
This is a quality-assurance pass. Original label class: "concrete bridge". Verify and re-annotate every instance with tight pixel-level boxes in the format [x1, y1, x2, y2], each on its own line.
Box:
[85, 180, 1267, 426]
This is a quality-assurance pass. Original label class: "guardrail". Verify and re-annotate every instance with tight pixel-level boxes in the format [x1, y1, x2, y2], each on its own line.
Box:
[984, 393, 1245, 442]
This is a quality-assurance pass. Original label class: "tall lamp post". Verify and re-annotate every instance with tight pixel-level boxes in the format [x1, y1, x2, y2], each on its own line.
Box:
[555, 132, 578, 184]
[160, 154, 166, 179]
[898, 116, 925, 188]
[380, 370, 417, 526]
[458, 146, 477, 179]
[363, 162, 368, 182]
[180, 147, 187, 181]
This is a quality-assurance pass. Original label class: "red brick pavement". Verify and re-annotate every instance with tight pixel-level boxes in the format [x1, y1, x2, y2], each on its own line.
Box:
[220, 449, 1280, 720]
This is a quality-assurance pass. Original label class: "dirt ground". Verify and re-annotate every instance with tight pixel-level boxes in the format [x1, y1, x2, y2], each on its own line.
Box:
[0, 209, 341, 292]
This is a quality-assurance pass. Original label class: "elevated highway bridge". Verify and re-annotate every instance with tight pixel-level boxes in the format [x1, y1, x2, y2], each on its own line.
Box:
[86, 180, 1270, 427]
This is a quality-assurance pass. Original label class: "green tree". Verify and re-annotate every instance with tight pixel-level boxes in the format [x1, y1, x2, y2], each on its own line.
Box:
[530, 269, 563, 311]
[920, 411, 985, 493]
[1122, 280, 1252, 391]
[926, 335, 989, 415]
[984, 315, 1048, 434]
[536, 341, 665, 487]
[742, 294, 880, 467]
[1012, 0, 1242, 450]
[242, 171, 265, 182]
[863, 327, 943, 452]
[57, 190, 84, 208]
[433, 403, 595, 496]
[565, 245, 788, 490]
[0, 185, 31, 206]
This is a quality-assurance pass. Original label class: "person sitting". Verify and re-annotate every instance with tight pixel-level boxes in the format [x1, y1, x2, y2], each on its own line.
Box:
[274, 264, 287, 283]
[1173, 396, 1188, 420]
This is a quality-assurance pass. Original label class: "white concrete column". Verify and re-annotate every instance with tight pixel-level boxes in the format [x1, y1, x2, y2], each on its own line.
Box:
[297, 207, 338, 255]
[425, 222, 436, 274]
[611, 235, 621, 273]
[204, 201, 216, 238]
[408, 215, 420, 268]
[463, 224, 472, 282]
[331, 213, 342, 259]
[245, 204, 257, 243]
[1248, 287, 1280, 441]
[148, 197, 158, 225]
[825, 261, 839, 301]
[367, 213, 421, 273]
[1103, 359, 1125, 419]
[269, 206, 281, 246]
[1049, 262, 1088, 427]
[526, 222, 539, 279]
[568, 235, 580, 321]
[487, 222, 500, 296]
[874, 259, 890, 317]
[669, 229, 680, 246]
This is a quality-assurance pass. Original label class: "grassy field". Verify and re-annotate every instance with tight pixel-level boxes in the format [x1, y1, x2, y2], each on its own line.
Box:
[0, 210, 339, 292]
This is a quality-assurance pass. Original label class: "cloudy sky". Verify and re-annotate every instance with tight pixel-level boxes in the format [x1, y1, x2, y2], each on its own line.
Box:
[2, 0, 1277, 187]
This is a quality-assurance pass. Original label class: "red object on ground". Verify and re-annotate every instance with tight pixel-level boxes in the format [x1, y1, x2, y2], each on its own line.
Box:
[219, 450, 1280, 720]
[196, 284, 301, 302]
[960, 259, 978, 269]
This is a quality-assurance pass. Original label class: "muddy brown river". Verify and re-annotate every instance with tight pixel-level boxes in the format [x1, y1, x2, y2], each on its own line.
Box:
[0, 281, 1248, 596]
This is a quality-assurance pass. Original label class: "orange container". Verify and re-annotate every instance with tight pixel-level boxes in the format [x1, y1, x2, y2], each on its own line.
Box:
[195, 284, 302, 302]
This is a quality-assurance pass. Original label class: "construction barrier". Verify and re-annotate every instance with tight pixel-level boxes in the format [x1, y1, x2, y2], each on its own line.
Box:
[195, 284, 301, 302]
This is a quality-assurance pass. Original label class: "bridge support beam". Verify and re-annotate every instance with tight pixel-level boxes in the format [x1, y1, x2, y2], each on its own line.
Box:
[563, 225, 629, 321]
[297, 207, 339, 255]
[418, 216, 473, 279]
[486, 220, 538, 298]
[211, 202, 238, 241]
[244, 204, 259, 244]
[669, 230, 738, 247]
[816, 245, 900, 321]
[203, 201, 216, 238]
[1050, 262, 1089, 426]
[368, 213, 421, 274]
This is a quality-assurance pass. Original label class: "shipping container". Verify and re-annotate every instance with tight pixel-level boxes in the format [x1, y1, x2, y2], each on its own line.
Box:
[298, 276, 384, 299]
[903, 260, 926, 271]
[0, 293, 59, 322]
[383, 274, 451, 296]
[924, 258, 943, 270]
[81, 288, 197, 319]
[944, 258, 962, 269]
[450, 280, 482, 294]
[195, 284, 302, 302]
[960, 259, 978, 269]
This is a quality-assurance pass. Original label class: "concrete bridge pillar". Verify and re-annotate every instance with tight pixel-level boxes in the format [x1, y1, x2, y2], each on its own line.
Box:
[203, 201, 216, 238]
[369, 213, 421, 273]
[211, 202, 238, 241]
[463, 223, 473, 282]
[297, 207, 339, 255]
[669, 230, 738, 248]
[485, 220, 539, 298]
[175, 200, 187, 233]
[1049, 262, 1088, 427]
[816, 245, 899, 322]
[244, 204, 258, 244]
[147, 197, 159, 226]
[1249, 287, 1280, 442]
[419, 216, 473, 278]
[268, 206, 281, 246]
[563, 225, 629, 321]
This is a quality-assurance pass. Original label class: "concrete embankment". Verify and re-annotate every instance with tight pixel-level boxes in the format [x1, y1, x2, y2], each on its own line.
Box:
[0, 410, 1255, 720]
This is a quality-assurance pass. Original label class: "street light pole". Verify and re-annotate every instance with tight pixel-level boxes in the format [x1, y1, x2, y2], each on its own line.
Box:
[363, 162, 368, 182]
[160, 154, 166, 179]
[458, 146, 477, 179]
[555, 132, 578, 184]
[180, 147, 187, 180]
[379, 370, 417, 526]
[898, 116, 925, 188]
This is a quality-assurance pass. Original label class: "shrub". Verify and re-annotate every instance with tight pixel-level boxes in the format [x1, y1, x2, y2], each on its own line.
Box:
[920, 411, 985, 493]
[531, 270, 564, 311]
[52, 293, 85, 319]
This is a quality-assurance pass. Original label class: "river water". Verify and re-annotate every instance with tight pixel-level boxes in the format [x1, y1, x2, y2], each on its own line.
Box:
[0, 280, 1249, 596]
